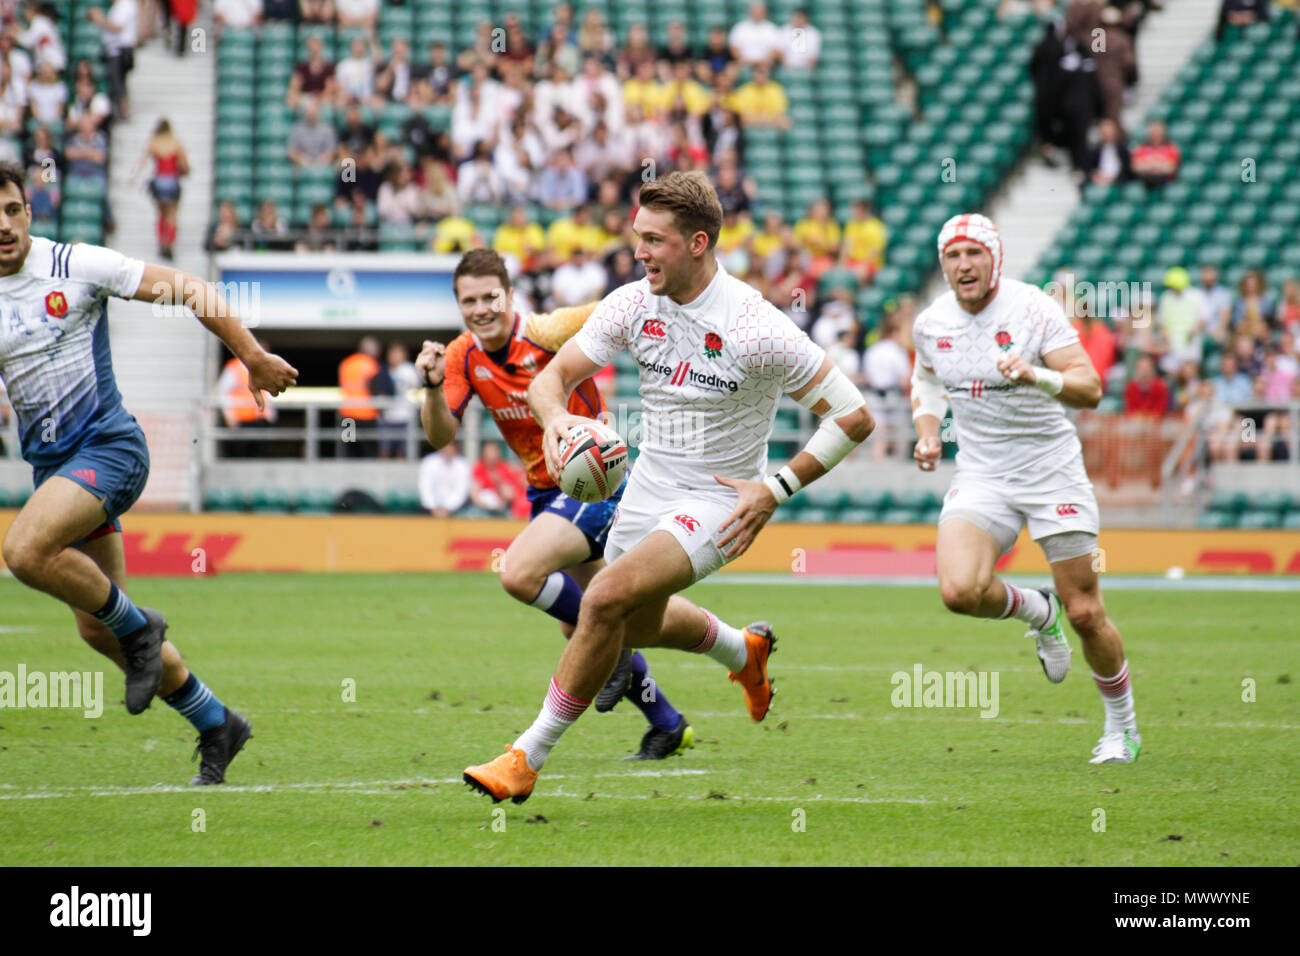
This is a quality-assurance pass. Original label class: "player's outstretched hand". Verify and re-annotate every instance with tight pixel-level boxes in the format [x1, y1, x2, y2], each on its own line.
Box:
[996, 353, 1036, 384]
[914, 435, 941, 471]
[247, 352, 298, 411]
[714, 474, 777, 559]
[542, 413, 597, 483]
[415, 340, 445, 387]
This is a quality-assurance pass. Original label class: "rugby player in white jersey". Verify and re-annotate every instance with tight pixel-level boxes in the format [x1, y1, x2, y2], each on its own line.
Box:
[463, 171, 874, 802]
[0, 163, 298, 783]
[911, 213, 1140, 763]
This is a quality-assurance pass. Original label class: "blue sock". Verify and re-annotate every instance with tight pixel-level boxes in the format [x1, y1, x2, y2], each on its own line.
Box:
[94, 582, 148, 639]
[528, 572, 584, 626]
[627, 652, 683, 732]
[163, 674, 227, 732]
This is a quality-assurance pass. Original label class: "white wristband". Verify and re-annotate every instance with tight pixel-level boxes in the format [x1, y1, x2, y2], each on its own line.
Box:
[763, 465, 802, 504]
[1032, 366, 1064, 396]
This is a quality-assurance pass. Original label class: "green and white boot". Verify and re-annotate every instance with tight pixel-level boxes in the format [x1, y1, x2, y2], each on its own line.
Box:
[1089, 729, 1142, 764]
[1027, 589, 1071, 683]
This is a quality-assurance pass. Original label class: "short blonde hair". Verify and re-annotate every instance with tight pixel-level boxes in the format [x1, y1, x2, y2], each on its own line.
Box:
[638, 170, 723, 250]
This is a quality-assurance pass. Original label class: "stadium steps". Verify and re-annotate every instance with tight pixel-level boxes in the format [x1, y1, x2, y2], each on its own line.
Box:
[987, 0, 1223, 284]
[103, 7, 217, 508]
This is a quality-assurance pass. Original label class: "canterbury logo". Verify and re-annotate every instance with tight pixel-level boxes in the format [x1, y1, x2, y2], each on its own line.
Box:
[937, 337, 953, 350]
[642, 319, 667, 338]
[1056, 504, 1079, 516]
[71, 468, 97, 487]
[673, 514, 699, 533]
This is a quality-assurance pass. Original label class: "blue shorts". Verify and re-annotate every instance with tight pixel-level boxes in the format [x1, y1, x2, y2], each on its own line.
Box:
[32, 425, 150, 546]
[526, 474, 627, 561]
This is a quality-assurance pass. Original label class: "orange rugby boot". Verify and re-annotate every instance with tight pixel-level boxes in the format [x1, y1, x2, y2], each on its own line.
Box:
[463, 746, 538, 804]
[728, 621, 777, 722]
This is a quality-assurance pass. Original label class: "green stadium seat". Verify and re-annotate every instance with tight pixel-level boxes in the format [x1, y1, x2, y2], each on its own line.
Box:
[250, 488, 291, 513]
[204, 487, 247, 512]
[849, 488, 892, 511]
[1210, 490, 1248, 513]
[879, 508, 922, 525]
[294, 488, 336, 514]
[1195, 511, 1237, 529]
[1248, 490, 1292, 512]
[1237, 510, 1283, 530]
[383, 489, 422, 514]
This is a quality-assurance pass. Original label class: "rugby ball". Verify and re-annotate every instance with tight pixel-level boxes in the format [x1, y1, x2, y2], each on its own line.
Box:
[557, 422, 628, 503]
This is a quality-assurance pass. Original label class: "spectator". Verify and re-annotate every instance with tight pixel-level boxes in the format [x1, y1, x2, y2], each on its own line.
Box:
[339, 336, 382, 457]
[499, 14, 534, 71]
[1169, 358, 1203, 415]
[415, 42, 454, 104]
[0, 64, 24, 158]
[456, 141, 507, 205]
[336, 0, 379, 30]
[1124, 353, 1169, 416]
[343, 200, 378, 251]
[537, 146, 588, 213]
[162, 0, 198, 57]
[1278, 278, 1300, 336]
[25, 61, 65, 126]
[469, 442, 528, 517]
[546, 203, 603, 260]
[659, 20, 693, 66]
[810, 283, 856, 348]
[420, 158, 461, 220]
[702, 26, 735, 78]
[86, 0, 135, 120]
[493, 205, 546, 268]
[727, 62, 790, 129]
[432, 214, 479, 253]
[864, 312, 913, 395]
[287, 34, 335, 111]
[451, 62, 503, 158]
[294, 203, 337, 253]
[841, 199, 888, 282]
[376, 161, 423, 225]
[1086, 117, 1133, 186]
[1193, 263, 1234, 346]
[262, 0, 298, 21]
[752, 211, 786, 262]
[375, 37, 414, 105]
[825, 324, 865, 386]
[1206, 353, 1255, 461]
[1093, 5, 1136, 125]
[214, 0, 261, 31]
[730, 2, 783, 67]
[781, 8, 822, 70]
[299, 0, 336, 24]
[336, 141, 382, 208]
[716, 209, 755, 255]
[1029, 0, 1102, 172]
[1274, 330, 1299, 380]
[574, 55, 624, 130]
[552, 247, 606, 305]
[64, 112, 108, 186]
[793, 198, 841, 275]
[576, 7, 615, 60]
[419, 442, 472, 517]
[1230, 270, 1276, 337]
[616, 21, 657, 81]
[602, 245, 642, 296]
[204, 200, 246, 253]
[0, 32, 32, 91]
[24, 157, 58, 225]
[251, 197, 291, 251]
[536, 21, 581, 78]
[1230, 331, 1263, 378]
[574, 119, 632, 184]
[1211, 352, 1254, 406]
[20, 2, 65, 72]
[1216, 0, 1271, 39]
[138, 118, 188, 259]
[66, 74, 112, 130]
[288, 99, 337, 169]
[25, 123, 59, 179]
[370, 342, 420, 459]
[703, 107, 743, 164]
[337, 101, 376, 158]
[217, 340, 277, 458]
[1075, 308, 1119, 386]
[1155, 267, 1202, 374]
[335, 36, 379, 108]
[713, 160, 754, 217]
[1131, 120, 1181, 189]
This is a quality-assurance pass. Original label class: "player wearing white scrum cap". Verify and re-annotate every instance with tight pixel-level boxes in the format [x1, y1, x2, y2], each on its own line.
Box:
[910, 212, 1142, 764]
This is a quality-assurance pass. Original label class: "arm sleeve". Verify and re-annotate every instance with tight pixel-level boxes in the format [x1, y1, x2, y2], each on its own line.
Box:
[442, 338, 474, 420]
[739, 298, 826, 393]
[1034, 289, 1081, 356]
[572, 286, 640, 367]
[68, 242, 146, 300]
[523, 301, 599, 351]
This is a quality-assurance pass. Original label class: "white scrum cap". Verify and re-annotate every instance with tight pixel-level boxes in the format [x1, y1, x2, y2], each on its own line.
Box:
[938, 213, 1003, 292]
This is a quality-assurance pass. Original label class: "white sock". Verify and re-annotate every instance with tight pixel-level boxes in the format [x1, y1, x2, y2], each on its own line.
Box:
[512, 678, 589, 771]
[1001, 583, 1052, 629]
[1092, 661, 1137, 734]
[691, 610, 749, 672]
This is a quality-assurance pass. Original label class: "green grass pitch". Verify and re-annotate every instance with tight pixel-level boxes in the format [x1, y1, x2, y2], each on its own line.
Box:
[1, 572, 1296, 866]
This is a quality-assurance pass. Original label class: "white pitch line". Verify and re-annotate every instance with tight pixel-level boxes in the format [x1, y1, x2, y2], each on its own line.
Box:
[706, 574, 1300, 592]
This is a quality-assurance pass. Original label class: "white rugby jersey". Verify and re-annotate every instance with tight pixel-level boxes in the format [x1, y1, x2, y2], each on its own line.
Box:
[574, 262, 824, 495]
[913, 278, 1083, 481]
[0, 236, 145, 465]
